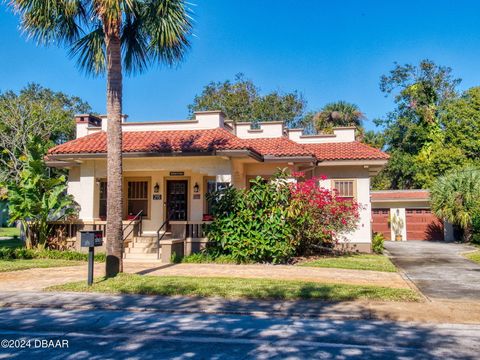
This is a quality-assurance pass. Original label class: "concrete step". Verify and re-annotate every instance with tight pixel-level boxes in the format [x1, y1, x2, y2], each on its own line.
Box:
[127, 242, 158, 249]
[124, 252, 160, 260]
[124, 247, 158, 254]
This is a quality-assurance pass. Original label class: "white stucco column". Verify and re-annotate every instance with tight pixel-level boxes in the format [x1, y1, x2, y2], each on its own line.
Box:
[77, 161, 96, 220]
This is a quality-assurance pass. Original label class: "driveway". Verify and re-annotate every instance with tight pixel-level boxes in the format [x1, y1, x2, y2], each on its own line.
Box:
[385, 241, 480, 300]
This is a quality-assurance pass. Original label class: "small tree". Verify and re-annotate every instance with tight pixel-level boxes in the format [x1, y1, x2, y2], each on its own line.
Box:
[431, 167, 480, 241]
[6, 140, 78, 248]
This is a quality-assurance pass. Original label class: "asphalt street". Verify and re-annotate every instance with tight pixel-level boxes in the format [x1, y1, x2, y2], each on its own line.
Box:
[0, 306, 478, 359]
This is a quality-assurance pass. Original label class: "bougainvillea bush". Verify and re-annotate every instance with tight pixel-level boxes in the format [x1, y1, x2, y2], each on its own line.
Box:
[289, 172, 360, 255]
[205, 170, 360, 263]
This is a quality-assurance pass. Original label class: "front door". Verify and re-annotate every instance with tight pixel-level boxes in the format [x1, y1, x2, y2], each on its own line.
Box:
[166, 180, 188, 221]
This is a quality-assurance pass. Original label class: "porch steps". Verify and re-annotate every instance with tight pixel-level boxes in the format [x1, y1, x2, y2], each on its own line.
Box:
[123, 233, 171, 260]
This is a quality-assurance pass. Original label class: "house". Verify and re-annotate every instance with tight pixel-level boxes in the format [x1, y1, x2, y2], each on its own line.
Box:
[46, 111, 389, 260]
[371, 190, 454, 242]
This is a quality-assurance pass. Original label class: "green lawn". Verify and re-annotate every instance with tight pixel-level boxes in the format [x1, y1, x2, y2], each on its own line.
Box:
[464, 250, 480, 265]
[0, 259, 83, 272]
[48, 273, 419, 302]
[297, 254, 397, 272]
[0, 227, 20, 238]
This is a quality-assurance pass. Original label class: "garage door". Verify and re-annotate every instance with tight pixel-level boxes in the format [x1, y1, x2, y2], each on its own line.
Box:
[406, 209, 444, 241]
[372, 209, 391, 240]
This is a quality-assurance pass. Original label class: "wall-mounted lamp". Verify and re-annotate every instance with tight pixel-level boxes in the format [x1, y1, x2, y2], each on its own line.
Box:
[193, 182, 200, 193]
[153, 183, 160, 193]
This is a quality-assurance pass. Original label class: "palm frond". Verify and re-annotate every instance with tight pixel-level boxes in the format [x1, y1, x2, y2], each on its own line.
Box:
[121, 10, 149, 74]
[10, 0, 88, 45]
[141, 0, 193, 66]
[69, 24, 106, 76]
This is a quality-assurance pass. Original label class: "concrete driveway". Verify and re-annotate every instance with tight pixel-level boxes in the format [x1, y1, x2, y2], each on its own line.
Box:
[385, 241, 480, 300]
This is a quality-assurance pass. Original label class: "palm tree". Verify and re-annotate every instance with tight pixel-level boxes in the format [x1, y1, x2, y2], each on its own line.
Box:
[313, 101, 365, 133]
[10, 0, 193, 276]
[430, 167, 480, 242]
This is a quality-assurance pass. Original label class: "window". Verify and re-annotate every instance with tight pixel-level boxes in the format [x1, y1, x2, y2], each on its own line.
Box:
[204, 177, 230, 214]
[99, 180, 107, 218]
[126, 180, 149, 218]
[333, 180, 355, 198]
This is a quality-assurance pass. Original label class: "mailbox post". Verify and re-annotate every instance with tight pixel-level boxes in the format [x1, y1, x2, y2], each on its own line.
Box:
[80, 230, 103, 286]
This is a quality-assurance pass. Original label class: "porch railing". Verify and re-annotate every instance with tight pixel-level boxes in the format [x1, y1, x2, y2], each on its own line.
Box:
[122, 210, 143, 242]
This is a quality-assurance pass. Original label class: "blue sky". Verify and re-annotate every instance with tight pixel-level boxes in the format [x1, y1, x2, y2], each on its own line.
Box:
[1, 0, 480, 131]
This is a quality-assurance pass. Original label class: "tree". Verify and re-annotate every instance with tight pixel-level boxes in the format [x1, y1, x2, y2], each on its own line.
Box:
[430, 168, 480, 242]
[0, 84, 90, 184]
[363, 130, 385, 149]
[312, 101, 365, 133]
[12, 0, 193, 276]
[188, 74, 307, 127]
[7, 139, 78, 248]
[373, 59, 461, 189]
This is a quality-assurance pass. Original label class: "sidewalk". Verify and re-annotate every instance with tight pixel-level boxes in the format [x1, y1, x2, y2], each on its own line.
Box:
[0, 261, 411, 291]
[0, 290, 479, 324]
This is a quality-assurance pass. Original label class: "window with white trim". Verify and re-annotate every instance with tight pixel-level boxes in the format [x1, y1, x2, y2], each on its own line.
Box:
[332, 179, 356, 199]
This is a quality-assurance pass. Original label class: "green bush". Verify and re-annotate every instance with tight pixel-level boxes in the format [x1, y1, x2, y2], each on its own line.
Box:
[180, 252, 245, 264]
[0, 246, 105, 262]
[206, 175, 299, 264]
[372, 233, 385, 254]
[471, 215, 480, 245]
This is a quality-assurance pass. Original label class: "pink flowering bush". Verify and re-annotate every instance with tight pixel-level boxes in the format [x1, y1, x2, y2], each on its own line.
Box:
[289, 173, 360, 254]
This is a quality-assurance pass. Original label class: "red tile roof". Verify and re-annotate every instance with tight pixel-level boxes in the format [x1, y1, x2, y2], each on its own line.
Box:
[47, 129, 389, 162]
[302, 142, 390, 161]
[371, 190, 430, 201]
[48, 128, 251, 155]
[243, 138, 314, 157]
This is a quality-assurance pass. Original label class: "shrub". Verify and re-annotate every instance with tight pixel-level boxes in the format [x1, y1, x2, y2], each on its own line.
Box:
[206, 174, 299, 264]
[0, 246, 105, 262]
[289, 174, 360, 253]
[180, 252, 245, 264]
[205, 170, 360, 263]
[372, 233, 385, 254]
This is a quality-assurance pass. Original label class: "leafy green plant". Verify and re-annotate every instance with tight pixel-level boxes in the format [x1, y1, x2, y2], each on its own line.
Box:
[431, 167, 480, 241]
[180, 252, 245, 264]
[372, 233, 385, 254]
[0, 246, 105, 262]
[206, 172, 298, 264]
[6, 139, 78, 248]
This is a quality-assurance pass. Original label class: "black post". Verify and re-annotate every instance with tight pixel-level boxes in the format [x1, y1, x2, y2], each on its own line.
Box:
[88, 246, 94, 286]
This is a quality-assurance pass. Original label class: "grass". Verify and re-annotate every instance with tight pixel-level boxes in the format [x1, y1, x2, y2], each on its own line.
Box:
[297, 254, 397, 272]
[49, 273, 420, 302]
[0, 259, 83, 272]
[464, 250, 480, 265]
[0, 227, 20, 238]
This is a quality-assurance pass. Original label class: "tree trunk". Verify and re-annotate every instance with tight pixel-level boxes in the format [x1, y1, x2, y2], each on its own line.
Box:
[105, 32, 124, 277]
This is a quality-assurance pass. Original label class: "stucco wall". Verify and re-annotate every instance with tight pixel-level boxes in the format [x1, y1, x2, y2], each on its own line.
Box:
[67, 156, 233, 233]
[315, 165, 372, 246]
[67, 158, 374, 248]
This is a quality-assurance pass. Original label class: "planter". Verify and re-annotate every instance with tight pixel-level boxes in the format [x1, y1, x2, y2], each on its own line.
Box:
[395, 234, 403, 241]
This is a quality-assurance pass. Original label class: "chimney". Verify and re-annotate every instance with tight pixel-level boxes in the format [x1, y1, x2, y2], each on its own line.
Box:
[194, 110, 225, 129]
[100, 114, 129, 131]
[75, 114, 102, 138]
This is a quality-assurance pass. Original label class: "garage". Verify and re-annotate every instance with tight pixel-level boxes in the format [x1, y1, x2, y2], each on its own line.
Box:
[371, 190, 448, 242]
[372, 208, 391, 240]
[406, 208, 444, 241]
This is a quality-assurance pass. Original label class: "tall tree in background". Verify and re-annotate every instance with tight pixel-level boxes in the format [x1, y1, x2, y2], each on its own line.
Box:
[0, 84, 90, 184]
[312, 101, 365, 132]
[373, 59, 461, 189]
[188, 74, 307, 127]
[11, 0, 193, 276]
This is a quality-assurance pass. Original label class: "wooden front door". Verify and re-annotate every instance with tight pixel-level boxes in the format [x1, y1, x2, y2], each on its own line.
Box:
[372, 208, 391, 240]
[166, 180, 188, 221]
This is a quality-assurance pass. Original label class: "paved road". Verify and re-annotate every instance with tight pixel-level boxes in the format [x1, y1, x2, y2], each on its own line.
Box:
[385, 241, 480, 300]
[0, 306, 478, 359]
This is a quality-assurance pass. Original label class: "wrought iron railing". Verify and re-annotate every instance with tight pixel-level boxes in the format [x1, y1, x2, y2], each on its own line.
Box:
[122, 210, 143, 242]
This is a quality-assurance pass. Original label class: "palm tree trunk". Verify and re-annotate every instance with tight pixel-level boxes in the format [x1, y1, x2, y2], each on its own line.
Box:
[105, 32, 124, 277]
